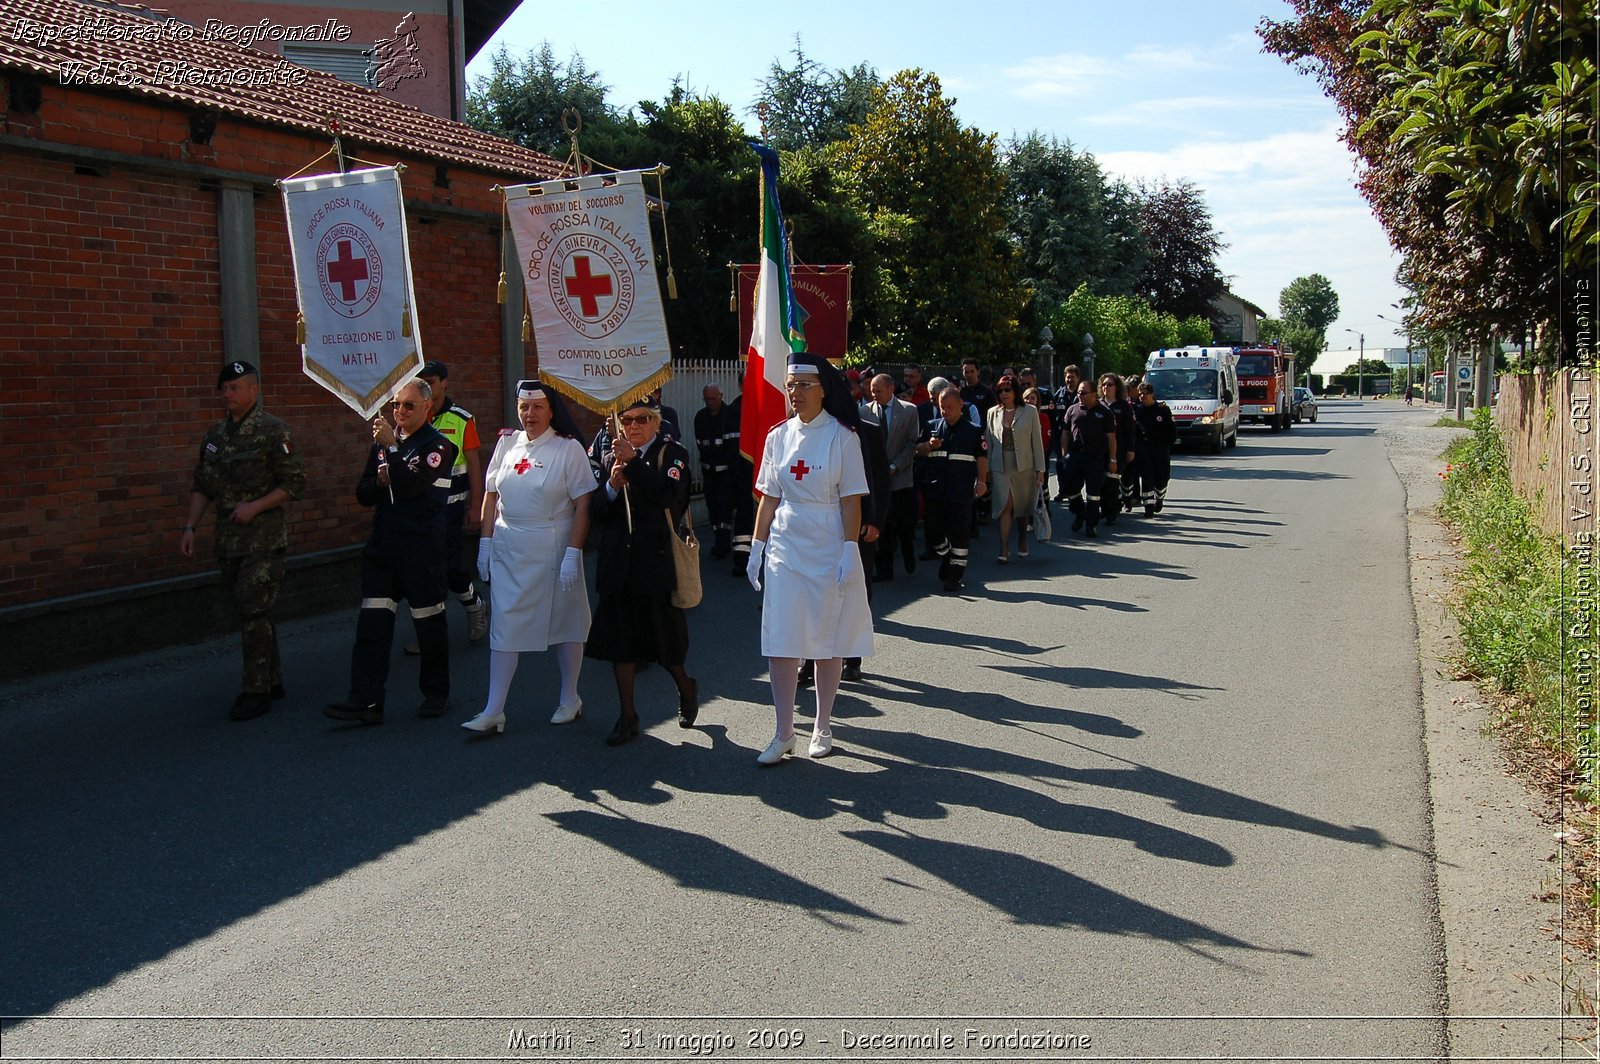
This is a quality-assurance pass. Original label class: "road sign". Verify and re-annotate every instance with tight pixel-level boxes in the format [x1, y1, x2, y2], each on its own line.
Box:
[1456, 365, 1472, 382]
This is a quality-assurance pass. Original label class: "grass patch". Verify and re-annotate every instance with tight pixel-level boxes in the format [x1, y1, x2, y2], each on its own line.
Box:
[1438, 409, 1598, 962]
[1432, 416, 1470, 428]
[1439, 410, 1595, 782]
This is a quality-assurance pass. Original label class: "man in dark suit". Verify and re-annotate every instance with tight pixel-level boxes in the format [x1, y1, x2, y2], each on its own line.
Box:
[863, 373, 919, 579]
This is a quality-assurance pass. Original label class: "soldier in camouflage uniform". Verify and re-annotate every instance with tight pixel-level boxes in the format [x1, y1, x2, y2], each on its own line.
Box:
[181, 361, 307, 722]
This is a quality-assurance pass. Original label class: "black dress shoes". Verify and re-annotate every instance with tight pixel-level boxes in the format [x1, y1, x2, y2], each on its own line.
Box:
[605, 716, 640, 746]
[677, 678, 700, 728]
[324, 701, 383, 725]
[418, 696, 451, 719]
[797, 662, 815, 688]
[229, 692, 272, 721]
[842, 661, 863, 683]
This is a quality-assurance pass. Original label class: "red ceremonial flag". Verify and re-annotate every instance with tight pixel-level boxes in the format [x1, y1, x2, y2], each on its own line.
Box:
[740, 145, 806, 482]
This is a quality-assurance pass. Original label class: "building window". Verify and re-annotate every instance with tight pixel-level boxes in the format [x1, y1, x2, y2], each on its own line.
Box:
[281, 44, 374, 88]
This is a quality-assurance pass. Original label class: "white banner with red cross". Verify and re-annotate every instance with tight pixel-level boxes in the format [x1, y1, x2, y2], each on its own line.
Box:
[281, 166, 424, 418]
[503, 170, 672, 413]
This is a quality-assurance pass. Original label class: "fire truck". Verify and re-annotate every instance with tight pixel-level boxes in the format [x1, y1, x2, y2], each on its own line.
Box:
[1233, 344, 1297, 432]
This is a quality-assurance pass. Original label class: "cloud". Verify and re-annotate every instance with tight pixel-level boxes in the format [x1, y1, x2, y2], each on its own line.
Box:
[1001, 52, 1120, 100]
[1081, 94, 1327, 130]
[1124, 44, 1221, 71]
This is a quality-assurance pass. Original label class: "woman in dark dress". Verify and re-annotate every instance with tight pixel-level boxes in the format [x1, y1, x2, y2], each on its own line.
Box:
[585, 398, 699, 746]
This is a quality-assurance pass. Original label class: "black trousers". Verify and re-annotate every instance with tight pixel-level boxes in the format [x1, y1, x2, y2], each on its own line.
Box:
[350, 537, 449, 706]
[878, 487, 917, 576]
[702, 466, 734, 551]
[1139, 448, 1172, 505]
[1061, 454, 1106, 527]
[442, 502, 478, 601]
[924, 497, 973, 582]
[729, 464, 756, 561]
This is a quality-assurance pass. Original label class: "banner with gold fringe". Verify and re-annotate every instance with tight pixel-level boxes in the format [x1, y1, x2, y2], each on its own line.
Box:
[281, 165, 424, 417]
[504, 170, 672, 413]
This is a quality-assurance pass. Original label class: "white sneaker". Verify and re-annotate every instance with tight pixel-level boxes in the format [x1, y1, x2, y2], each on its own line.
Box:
[461, 709, 506, 734]
[550, 700, 582, 725]
[809, 729, 834, 758]
[756, 733, 795, 765]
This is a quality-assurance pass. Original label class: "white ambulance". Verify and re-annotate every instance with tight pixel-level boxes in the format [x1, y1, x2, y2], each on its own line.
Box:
[1144, 347, 1240, 453]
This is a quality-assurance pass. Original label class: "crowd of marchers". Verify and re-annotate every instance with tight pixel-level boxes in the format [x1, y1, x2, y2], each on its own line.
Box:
[181, 353, 1176, 764]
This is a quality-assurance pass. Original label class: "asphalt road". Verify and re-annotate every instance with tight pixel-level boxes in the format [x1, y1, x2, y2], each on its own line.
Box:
[2, 401, 1451, 1061]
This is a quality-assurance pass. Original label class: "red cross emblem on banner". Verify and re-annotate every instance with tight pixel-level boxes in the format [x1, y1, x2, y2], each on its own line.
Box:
[790, 460, 812, 481]
[326, 240, 369, 302]
[564, 256, 613, 319]
[514, 458, 531, 475]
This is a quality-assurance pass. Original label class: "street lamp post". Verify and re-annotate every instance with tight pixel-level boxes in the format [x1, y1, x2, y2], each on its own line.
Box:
[1344, 328, 1364, 398]
[1081, 332, 1095, 383]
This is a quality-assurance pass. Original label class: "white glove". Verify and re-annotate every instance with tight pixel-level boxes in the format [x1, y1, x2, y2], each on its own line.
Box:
[836, 540, 860, 585]
[558, 546, 582, 592]
[476, 538, 493, 584]
[746, 539, 767, 592]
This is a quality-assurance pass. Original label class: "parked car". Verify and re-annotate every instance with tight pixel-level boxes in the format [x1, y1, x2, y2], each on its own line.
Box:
[1291, 387, 1318, 423]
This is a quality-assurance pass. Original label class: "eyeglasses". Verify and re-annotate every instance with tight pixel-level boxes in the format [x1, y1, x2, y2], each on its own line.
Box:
[784, 381, 820, 392]
[619, 414, 654, 425]
[390, 401, 420, 410]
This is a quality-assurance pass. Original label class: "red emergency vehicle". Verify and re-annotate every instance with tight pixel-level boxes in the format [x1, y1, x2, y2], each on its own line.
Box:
[1234, 344, 1296, 432]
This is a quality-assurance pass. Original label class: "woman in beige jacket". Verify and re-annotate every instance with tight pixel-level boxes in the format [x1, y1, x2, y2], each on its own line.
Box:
[985, 374, 1047, 562]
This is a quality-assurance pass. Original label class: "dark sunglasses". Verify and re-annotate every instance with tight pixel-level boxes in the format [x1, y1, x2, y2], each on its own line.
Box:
[390, 400, 421, 410]
[619, 414, 654, 425]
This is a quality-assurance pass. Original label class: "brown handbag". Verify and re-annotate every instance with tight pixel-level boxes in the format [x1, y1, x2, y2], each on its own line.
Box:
[652, 447, 702, 609]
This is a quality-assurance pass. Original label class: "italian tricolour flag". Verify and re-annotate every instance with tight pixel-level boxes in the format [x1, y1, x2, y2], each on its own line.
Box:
[740, 144, 806, 483]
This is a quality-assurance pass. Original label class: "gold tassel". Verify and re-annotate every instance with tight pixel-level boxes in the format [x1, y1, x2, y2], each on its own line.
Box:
[522, 312, 532, 343]
[667, 266, 678, 301]
[729, 289, 737, 312]
[846, 300, 853, 322]
[401, 305, 412, 338]
[497, 273, 508, 304]
[296, 313, 306, 345]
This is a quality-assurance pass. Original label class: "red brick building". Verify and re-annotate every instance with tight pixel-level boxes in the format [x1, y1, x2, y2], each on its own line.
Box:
[0, 0, 564, 672]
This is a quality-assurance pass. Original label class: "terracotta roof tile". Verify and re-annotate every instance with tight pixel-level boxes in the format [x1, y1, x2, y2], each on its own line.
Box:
[1, 0, 567, 179]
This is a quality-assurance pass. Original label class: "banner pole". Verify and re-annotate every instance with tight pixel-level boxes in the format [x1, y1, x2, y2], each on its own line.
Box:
[613, 405, 633, 534]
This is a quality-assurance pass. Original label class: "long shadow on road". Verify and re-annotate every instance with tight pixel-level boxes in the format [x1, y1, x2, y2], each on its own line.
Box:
[846, 829, 1307, 961]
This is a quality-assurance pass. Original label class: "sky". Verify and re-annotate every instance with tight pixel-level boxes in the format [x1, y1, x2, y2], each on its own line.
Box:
[468, 0, 1410, 365]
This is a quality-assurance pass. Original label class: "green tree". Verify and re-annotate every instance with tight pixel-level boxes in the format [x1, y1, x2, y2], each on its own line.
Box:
[1278, 273, 1340, 357]
[1260, 0, 1595, 360]
[1001, 133, 1148, 334]
[1134, 179, 1227, 319]
[835, 70, 1026, 364]
[1049, 284, 1196, 376]
[755, 39, 879, 151]
[466, 42, 619, 159]
[595, 88, 758, 358]
[1258, 317, 1322, 362]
